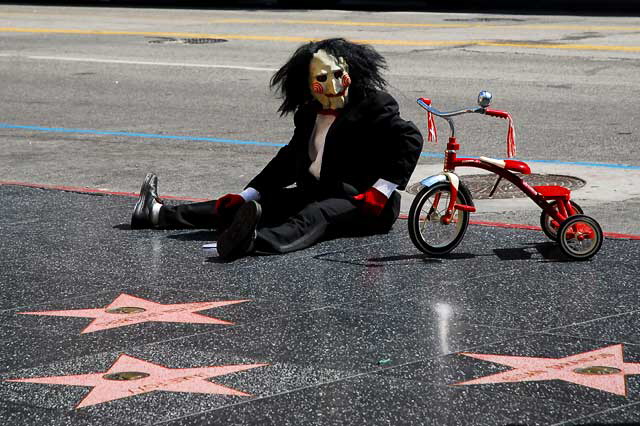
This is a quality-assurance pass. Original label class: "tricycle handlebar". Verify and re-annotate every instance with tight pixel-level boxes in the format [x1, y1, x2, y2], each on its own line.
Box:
[484, 108, 510, 119]
[417, 97, 484, 118]
[417, 93, 516, 157]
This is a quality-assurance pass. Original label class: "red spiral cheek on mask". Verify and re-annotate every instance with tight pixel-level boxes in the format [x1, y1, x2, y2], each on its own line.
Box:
[342, 74, 351, 88]
[312, 82, 324, 94]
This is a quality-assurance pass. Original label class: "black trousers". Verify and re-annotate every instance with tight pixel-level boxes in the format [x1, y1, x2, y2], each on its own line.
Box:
[159, 185, 400, 254]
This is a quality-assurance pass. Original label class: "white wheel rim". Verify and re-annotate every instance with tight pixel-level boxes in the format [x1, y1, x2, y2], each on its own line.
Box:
[418, 190, 464, 248]
[563, 220, 599, 256]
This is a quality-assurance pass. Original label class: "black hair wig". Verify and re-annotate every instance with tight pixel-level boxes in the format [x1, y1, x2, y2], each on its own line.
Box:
[270, 38, 388, 115]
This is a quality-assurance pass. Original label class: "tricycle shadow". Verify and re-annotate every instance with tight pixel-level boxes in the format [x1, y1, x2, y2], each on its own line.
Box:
[439, 242, 576, 262]
[314, 241, 574, 267]
[492, 241, 574, 262]
[410, 241, 574, 263]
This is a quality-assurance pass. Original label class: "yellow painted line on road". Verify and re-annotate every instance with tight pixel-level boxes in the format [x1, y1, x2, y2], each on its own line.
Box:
[517, 24, 640, 31]
[209, 18, 486, 28]
[209, 18, 640, 32]
[0, 27, 312, 42]
[1, 10, 639, 31]
[2, 27, 640, 52]
[476, 41, 640, 52]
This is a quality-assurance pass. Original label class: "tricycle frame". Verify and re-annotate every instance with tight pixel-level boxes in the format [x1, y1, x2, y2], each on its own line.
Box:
[409, 93, 603, 260]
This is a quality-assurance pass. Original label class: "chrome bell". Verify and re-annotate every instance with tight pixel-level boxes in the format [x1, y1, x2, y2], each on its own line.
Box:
[478, 91, 492, 107]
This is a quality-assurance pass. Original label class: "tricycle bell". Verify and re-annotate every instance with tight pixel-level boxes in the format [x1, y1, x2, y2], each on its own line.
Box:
[478, 91, 492, 107]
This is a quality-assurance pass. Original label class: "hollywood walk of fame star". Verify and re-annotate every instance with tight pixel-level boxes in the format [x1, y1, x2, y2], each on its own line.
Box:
[453, 344, 640, 396]
[5, 354, 268, 408]
[19, 293, 250, 333]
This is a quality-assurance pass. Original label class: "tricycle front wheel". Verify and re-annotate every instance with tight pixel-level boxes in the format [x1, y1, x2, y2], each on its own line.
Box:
[408, 182, 471, 255]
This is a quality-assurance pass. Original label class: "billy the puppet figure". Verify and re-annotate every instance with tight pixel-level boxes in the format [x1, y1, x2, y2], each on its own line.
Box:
[131, 38, 423, 260]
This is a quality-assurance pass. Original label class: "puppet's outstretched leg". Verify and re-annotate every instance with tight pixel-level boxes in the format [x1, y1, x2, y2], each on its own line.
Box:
[217, 201, 262, 260]
[131, 173, 163, 229]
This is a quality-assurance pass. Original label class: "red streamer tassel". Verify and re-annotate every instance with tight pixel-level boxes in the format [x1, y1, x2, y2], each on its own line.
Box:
[505, 113, 516, 158]
[427, 110, 438, 144]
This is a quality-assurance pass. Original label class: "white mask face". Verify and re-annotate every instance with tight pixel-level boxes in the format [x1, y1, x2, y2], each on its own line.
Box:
[309, 49, 351, 110]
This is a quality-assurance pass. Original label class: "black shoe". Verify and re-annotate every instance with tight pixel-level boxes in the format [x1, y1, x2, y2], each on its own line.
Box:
[217, 201, 262, 260]
[131, 173, 160, 229]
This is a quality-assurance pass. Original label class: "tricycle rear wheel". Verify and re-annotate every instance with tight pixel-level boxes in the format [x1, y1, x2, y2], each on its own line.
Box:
[558, 214, 603, 260]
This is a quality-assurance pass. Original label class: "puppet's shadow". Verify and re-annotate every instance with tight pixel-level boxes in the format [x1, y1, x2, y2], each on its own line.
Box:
[369, 252, 476, 263]
[166, 230, 219, 242]
[112, 225, 219, 242]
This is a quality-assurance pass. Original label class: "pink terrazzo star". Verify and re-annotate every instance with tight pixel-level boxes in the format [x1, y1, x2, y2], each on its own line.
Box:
[454, 344, 640, 396]
[5, 354, 268, 408]
[19, 293, 250, 333]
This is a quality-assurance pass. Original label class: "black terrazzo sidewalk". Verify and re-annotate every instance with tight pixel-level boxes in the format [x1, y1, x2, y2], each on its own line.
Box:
[1, 184, 639, 425]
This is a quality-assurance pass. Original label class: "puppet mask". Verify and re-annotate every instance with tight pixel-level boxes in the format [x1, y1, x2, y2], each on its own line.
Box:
[309, 49, 351, 110]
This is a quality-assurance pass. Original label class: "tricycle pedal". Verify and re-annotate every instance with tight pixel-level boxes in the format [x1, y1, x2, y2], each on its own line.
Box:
[454, 204, 476, 213]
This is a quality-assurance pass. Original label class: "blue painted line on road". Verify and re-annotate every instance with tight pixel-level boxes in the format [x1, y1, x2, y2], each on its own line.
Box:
[0, 123, 286, 148]
[2, 122, 639, 170]
[418, 151, 640, 170]
[523, 158, 639, 169]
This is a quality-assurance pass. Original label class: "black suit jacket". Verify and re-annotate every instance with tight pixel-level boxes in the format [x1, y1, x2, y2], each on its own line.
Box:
[248, 90, 423, 197]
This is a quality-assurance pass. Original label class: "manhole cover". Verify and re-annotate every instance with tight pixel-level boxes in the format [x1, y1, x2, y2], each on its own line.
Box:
[148, 37, 228, 45]
[103, 372, 150, 381]
[105, 307, 147, 314]
[573, 366, 621, 375]
[182, 38, 228, 44]
[406, 173, 585, 200]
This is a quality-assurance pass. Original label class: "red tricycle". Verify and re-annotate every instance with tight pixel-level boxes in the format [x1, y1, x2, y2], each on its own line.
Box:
[408, 91, 603, 260]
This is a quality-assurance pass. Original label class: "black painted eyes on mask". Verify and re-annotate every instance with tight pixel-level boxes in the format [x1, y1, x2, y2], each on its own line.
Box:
[316, 71, 343, 83]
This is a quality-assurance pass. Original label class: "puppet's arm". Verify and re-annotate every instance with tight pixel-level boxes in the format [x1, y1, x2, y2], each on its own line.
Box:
[353, 178, 398, 216]
[354, 93, 424, 216]
[376, 96, 424, 190]
[215, 187, 261, 217]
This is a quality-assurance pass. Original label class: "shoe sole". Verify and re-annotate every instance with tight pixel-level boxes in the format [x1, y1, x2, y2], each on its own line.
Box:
[131, 173, 155, 229]
[217, 201, 262, 259]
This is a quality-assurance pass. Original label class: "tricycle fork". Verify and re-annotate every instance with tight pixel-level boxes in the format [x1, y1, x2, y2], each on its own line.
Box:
[544, 198, 578, 229]
[441, 172, 476, 225]
[545, 199, 594, 239]
[416, 172, 476, 225]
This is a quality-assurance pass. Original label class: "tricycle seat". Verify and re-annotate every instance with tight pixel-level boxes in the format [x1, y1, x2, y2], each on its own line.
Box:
[479, 156, 531, 174]
[534, 185, 571, 200]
